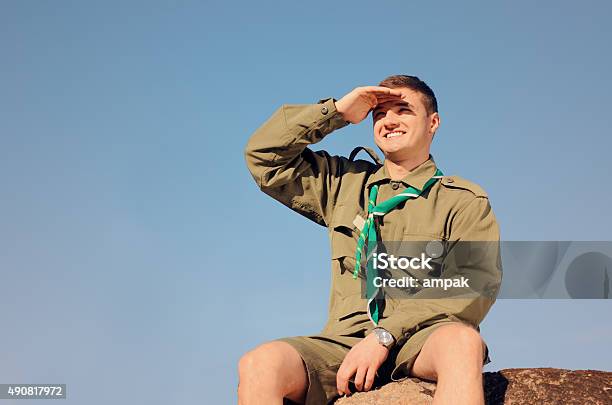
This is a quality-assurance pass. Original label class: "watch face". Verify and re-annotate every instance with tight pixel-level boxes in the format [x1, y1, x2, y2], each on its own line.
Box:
[375, 329, 393, 346]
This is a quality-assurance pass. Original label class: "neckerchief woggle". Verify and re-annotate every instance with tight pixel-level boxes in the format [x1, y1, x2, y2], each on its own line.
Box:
[353, 168, 444, 325]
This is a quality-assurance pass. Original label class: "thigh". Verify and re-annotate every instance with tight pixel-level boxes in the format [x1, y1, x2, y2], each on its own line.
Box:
[390, 321, 491, 382]
[410, 322, 489, 381]
[275, 335, 360, 405]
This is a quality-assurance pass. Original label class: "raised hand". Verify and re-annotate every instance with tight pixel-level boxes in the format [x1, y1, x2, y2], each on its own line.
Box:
[335, 86, 403, 124]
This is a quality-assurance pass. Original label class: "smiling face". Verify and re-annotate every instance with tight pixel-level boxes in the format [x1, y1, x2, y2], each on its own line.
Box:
[372, 87, 440, 162]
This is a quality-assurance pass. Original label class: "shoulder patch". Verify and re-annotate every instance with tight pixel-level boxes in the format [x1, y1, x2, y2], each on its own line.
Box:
[440, 175, 488, 198]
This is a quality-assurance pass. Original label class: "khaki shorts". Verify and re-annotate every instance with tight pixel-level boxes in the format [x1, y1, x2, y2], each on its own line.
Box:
[276, 322, 491, 405]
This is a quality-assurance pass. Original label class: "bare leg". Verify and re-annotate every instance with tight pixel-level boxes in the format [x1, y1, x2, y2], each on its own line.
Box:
[238, 341, 309, 405]
[410, 322, 487, 405]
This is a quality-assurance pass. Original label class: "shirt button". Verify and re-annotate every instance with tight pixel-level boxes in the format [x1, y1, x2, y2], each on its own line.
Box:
[321, 106, 329, 115]
[391, 182, 400, 190]
[445, 177, 454, 183]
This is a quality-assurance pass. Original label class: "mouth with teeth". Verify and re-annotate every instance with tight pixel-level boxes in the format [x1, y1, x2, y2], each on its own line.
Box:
[384, 131, 405, 138]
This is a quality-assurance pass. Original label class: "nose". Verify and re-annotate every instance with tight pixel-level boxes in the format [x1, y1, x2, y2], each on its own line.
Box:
[383, 110, 400, 127]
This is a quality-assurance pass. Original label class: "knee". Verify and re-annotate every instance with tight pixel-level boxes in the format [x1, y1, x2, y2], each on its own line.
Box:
[238, 341, 308, 401]
[432, 322, 485, 361]
[238, 342, 286, 382]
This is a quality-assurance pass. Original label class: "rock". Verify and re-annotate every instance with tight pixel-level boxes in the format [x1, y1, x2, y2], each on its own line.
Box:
[334, 368, 611, 404]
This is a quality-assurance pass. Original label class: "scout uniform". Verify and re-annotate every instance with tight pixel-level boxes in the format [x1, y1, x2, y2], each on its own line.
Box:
[244, 97, 501, 405]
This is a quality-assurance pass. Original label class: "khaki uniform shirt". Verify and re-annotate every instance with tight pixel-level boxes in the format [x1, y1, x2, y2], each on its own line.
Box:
[245, 97, 501, 346]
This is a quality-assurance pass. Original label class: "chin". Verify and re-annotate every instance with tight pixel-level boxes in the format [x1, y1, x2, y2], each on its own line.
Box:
[381, 144, 411, 155]
[381, 150, 404, 161]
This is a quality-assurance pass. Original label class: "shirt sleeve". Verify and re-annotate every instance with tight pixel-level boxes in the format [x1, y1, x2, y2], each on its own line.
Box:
[244, 98, 350, 227]
[376, 196, 502, 346]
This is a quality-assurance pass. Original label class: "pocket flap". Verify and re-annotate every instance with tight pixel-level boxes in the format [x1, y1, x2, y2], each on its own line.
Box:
[330, 205, 364, 261]
[330, 205, 363, 231]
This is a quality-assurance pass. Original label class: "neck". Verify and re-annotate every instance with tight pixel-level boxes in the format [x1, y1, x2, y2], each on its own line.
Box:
[385, 151, 430, 180]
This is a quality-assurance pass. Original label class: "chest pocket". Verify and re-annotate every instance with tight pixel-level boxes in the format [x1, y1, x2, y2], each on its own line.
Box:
[382, 238, 448, 280]
[329, 205, 365, 272]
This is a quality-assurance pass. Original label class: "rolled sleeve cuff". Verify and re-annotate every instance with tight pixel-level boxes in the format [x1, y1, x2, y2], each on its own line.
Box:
[376, 321, 406, 346]
[316, 97, 350, 132]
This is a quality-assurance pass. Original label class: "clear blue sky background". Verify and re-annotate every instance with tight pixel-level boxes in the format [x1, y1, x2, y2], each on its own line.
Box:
[1, 1, 611, 404]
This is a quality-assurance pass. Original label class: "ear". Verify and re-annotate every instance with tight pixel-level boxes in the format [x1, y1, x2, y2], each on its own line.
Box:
[429, 112, 440, 135]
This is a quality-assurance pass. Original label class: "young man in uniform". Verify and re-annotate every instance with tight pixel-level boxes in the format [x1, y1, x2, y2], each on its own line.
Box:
[240, 75, 500, 405]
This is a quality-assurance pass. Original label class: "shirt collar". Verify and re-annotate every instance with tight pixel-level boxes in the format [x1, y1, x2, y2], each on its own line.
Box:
[366, 154, 438, 192]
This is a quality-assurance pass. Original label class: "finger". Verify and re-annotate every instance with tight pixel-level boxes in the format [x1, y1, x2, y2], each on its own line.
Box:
[374, 93, 403, 103]
[336, 364, 355, 396]
[377, 90, 403, 98]
[365, 93, 379, 108]
[374, 92, 401, 98]
[364, 366, 377, 391]
[374, 91, 404, 101]
[362, 86, 403, 96]
[374, 95, 401, 105]
[373, 90, 402, 97]
[354, 366, 367, 392]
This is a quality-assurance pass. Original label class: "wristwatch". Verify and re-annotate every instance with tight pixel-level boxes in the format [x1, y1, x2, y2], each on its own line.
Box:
[372, 327, 395, 349]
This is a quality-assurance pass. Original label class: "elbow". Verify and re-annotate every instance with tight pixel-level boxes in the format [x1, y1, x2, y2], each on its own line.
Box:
[244, 136, 270, 188]
[244, 145, 261, 186]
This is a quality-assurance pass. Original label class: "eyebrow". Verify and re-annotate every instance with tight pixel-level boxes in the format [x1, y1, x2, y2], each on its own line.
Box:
[372, 100, 414, 115]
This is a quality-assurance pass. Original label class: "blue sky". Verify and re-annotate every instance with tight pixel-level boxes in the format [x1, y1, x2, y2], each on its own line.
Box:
[1, 1, 611, 404]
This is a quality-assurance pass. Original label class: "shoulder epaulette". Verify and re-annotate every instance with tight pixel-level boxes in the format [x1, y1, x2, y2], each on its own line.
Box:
[440, 175, 488, 198]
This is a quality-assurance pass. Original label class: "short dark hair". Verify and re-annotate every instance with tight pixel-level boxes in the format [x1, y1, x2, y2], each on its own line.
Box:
[378, 75, 438, 115]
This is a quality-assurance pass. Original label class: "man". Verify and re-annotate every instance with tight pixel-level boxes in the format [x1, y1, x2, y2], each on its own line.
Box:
[240, 75, 501, 405]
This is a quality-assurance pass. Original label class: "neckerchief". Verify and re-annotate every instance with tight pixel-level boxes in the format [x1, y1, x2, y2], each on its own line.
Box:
[353, 168, 444, 324]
